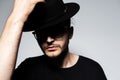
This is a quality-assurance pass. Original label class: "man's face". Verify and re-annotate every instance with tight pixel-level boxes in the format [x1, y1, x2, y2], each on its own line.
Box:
[35, 26, 73, 58]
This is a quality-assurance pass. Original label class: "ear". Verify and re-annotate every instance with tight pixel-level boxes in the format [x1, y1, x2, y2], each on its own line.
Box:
[68, 27, 74, 39]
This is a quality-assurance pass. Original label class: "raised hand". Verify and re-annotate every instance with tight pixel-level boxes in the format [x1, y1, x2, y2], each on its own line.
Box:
[11, 0, 45, 23]
[0, 0, 45, 80]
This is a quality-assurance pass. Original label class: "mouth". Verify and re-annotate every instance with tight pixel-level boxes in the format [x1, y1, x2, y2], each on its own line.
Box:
[46, 45, 58, 51]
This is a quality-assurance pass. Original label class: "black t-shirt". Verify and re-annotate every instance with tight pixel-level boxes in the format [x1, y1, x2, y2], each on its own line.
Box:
[11, 55, 107, 80]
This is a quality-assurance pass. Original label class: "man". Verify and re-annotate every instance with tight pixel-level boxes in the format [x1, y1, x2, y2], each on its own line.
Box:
[0, 0, 107, 80]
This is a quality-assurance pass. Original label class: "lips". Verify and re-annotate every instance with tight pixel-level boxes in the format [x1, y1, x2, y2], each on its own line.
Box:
[46, 45, 58, 51]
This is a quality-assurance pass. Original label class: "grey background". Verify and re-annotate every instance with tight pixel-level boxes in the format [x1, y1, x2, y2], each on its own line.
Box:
[0, 0, 120, 80]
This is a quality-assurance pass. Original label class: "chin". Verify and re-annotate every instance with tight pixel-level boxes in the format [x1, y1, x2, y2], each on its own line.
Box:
[45, 50, 62, 58]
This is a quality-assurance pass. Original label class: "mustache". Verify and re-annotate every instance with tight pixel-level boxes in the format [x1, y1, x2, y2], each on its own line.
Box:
[44, 44, 61, 49]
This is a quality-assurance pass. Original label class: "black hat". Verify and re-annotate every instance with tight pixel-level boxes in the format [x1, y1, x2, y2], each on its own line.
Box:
[22, 0, 80, 32]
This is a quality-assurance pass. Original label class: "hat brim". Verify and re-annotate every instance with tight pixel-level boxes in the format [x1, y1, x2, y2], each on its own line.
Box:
[22, 3, 80, 32]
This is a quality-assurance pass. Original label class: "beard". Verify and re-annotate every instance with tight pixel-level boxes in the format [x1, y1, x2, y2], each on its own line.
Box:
[44, 46, 69, 70]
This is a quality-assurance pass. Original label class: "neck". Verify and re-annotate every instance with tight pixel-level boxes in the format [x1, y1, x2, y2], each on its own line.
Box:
[62, 53, 79, 68]
[45, 47, 68, 68]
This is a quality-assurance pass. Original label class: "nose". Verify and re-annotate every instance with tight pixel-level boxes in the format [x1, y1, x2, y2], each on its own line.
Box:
[46, 36, 54, 43]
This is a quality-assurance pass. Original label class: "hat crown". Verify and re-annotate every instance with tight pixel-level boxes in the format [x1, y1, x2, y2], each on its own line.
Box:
[45, 0, 65, 19]
[23, 0, 80, 31]
[24, 0, 66, 27]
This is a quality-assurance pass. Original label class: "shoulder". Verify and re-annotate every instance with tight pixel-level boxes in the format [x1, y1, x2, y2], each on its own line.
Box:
[16, 55, 46, 69]
[78, 56, 107, 79]
[78, 55, 104, 71]
[79, 56, 101, 67]
[77, 55, 105, 73]
[24, 55, 45, 63]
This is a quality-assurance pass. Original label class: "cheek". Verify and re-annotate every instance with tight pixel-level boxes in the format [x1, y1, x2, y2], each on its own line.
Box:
[40, 43, 47, 52]
[40, 40, 68, 54]
[60, 38, 69, 51]
[39, 35, 69, 53]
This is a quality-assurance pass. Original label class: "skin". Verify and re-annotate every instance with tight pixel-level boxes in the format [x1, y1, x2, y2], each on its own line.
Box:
[41, 35, 69, 58]
[0, 0, 45, 80]
[37, 27, 79, 68]
[0, 0, 79, 80]
[40, 31, 70, 58]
